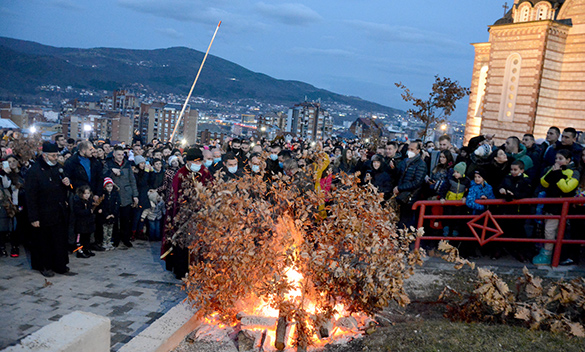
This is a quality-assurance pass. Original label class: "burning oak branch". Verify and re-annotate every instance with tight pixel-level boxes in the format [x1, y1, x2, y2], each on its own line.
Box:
[171, 166, 424, 351]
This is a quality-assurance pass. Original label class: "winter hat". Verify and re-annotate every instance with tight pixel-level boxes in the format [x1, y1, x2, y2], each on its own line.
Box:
[42, 141, 59, 153]
[134, 155, 146, 165]
[168, 155, 178, 165]
[371, 154, 385, 163]
[103, 177, 115, 188]
[185, 147, 203, 162]
[454, 162, 467, 176]
[474, 144, 492, 158]
[474, 168, 487, 180]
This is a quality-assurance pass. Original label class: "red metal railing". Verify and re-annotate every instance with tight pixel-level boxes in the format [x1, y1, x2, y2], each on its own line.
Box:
[412, 197, 585, 267]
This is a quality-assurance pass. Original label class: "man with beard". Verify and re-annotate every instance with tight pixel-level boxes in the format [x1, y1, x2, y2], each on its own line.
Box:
[103, 146, 138, 248]
[25, 142, 75, 277]
[167, 147, 213, 279]
[64, 140, 104, 251]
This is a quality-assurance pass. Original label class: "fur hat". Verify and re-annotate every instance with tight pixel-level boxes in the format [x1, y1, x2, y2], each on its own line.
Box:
[454, 162, 467, 176]
[42, 141, 59, 153]
[185, 148, 203, 162]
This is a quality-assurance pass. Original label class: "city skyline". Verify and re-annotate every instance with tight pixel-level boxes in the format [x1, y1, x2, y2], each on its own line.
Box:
[0, 0, 506, 121]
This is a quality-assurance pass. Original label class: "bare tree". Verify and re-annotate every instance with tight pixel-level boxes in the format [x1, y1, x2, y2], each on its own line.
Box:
[395, 76, 469, 141]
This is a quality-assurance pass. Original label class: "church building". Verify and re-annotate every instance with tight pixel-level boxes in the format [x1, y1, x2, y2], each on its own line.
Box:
[464, 0, 585, 144]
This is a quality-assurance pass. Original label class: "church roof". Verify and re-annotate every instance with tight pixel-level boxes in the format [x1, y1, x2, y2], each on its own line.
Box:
[493, 0, 566, 25]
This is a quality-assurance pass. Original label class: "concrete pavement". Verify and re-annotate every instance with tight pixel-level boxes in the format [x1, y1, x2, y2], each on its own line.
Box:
[0, 240, 186, 351]
[1, 239, 583, 352]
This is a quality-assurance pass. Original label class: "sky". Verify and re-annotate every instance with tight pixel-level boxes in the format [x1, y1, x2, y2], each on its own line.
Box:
[0, 0, 507, 122]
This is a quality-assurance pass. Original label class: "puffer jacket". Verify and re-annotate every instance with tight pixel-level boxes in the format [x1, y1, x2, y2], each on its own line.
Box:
[466, 182, 495, 213]
[396, 154, 427, 201]
[541, 163, 580, 213]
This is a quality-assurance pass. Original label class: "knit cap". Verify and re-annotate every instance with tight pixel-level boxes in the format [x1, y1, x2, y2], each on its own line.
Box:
[134, 155, 146, 165]
[454, 162, 467, 176]
[103, 177, 115, 188]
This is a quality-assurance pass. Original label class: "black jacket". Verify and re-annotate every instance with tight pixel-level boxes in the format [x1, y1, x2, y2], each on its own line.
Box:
[135, 170, 150, 208]
[64, 153, 103, 196]
[99, 189, 120, 225]
[396, 154, 428, 194]
[25, 156, 69, 227]
[72, 195, 95, 234]
[148, 170, 165, 190]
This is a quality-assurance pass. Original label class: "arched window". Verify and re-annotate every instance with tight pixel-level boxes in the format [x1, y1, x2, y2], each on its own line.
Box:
[535, 2, 551, 20]
[518, 3, 532, 22]
[474, 65, 489, 118]
[499, 54, 522, 122]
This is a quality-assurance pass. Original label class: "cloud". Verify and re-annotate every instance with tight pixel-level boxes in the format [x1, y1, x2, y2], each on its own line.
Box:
[117, 0, 265, 33]
[287, 47, 356, 58]
[255, 2, 322, 25]
[50, 0, 83, 11]
[118, 0, 222, 24]
[156, 28, 183, 39]
[345, 20, 463, 48]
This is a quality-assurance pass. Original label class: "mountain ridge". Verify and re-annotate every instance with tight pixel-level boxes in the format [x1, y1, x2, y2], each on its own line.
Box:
[0, 36, 402, 116]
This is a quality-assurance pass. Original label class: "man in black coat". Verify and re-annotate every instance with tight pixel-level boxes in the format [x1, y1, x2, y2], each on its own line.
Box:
[64, 140, 104, 250]
[394, 141, 428, 229]
[25, 142, 75, 277]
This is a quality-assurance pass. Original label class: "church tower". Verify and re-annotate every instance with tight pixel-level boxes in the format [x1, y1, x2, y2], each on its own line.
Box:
[464, 0, 585, 144]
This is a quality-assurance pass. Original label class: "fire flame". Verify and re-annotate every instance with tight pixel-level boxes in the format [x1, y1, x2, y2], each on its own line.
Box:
[199, 265, 368, 351]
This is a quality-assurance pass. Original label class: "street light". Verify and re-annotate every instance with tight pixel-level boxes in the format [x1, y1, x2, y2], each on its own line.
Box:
[440, 124, 447, 131]
[30, 126, 37, 134]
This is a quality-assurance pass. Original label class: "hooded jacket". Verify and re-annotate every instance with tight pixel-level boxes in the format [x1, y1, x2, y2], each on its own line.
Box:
[506, 144, 534, 171]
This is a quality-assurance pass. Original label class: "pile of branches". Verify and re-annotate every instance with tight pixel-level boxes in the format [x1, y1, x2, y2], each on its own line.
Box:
[174, 169, 424, 348]
[438, 241, 585, 337]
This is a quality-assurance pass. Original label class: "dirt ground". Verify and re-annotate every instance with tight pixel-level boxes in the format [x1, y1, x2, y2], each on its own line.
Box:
[172, 267, 585, 352]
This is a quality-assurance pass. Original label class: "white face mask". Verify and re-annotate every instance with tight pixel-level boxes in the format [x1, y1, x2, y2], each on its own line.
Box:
[190, 163, 201, 173]
[251, 165, 260, 173]
[407, 151, 416, 159]
[204, 160, 213, 168]
[46, 160, 57, 166]
[228, 166, 238, 174]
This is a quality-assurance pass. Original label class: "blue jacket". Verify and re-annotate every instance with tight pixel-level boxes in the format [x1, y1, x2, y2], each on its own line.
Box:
[466, 182, 495, 213]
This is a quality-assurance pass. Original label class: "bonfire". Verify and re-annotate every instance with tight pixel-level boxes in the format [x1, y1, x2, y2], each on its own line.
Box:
[170, 155, 423, 351]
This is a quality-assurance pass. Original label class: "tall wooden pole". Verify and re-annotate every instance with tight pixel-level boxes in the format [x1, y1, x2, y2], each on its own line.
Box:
[169, 21, 221, 144]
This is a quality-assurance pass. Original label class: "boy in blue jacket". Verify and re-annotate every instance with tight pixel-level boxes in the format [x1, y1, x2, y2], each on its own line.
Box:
[466, 168, 495, 215]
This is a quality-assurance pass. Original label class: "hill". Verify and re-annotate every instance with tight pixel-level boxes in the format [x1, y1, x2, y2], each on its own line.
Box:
[0, 37, 402, 116]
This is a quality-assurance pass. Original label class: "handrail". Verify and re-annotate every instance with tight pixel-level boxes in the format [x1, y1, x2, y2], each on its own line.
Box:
[410, 197, 585, 267]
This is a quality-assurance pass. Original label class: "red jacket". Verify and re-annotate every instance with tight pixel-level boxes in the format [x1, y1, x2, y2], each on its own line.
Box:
[170, 165, 213, 218]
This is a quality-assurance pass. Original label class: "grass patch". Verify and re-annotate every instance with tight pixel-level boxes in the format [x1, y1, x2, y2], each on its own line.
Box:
[325, 319, 585, 351]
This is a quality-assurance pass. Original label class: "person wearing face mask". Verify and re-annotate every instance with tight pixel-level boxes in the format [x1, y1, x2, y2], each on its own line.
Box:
[266, 144, 283, 178]
[248, 153, 264, 175]
[25, 142, 74, 277]
[393, 141, 428, 229]
[202, 149, 214, 172]
[220, 152, 243, 182]
[167, 147, 212, 279]
[208, 148, 223, 179]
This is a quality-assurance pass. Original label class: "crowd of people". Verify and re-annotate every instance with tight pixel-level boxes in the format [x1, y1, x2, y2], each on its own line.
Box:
[0, 125, 584, 278]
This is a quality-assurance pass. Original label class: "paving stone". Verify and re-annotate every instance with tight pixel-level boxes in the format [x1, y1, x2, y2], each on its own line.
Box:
[0, 241, 185, 351]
